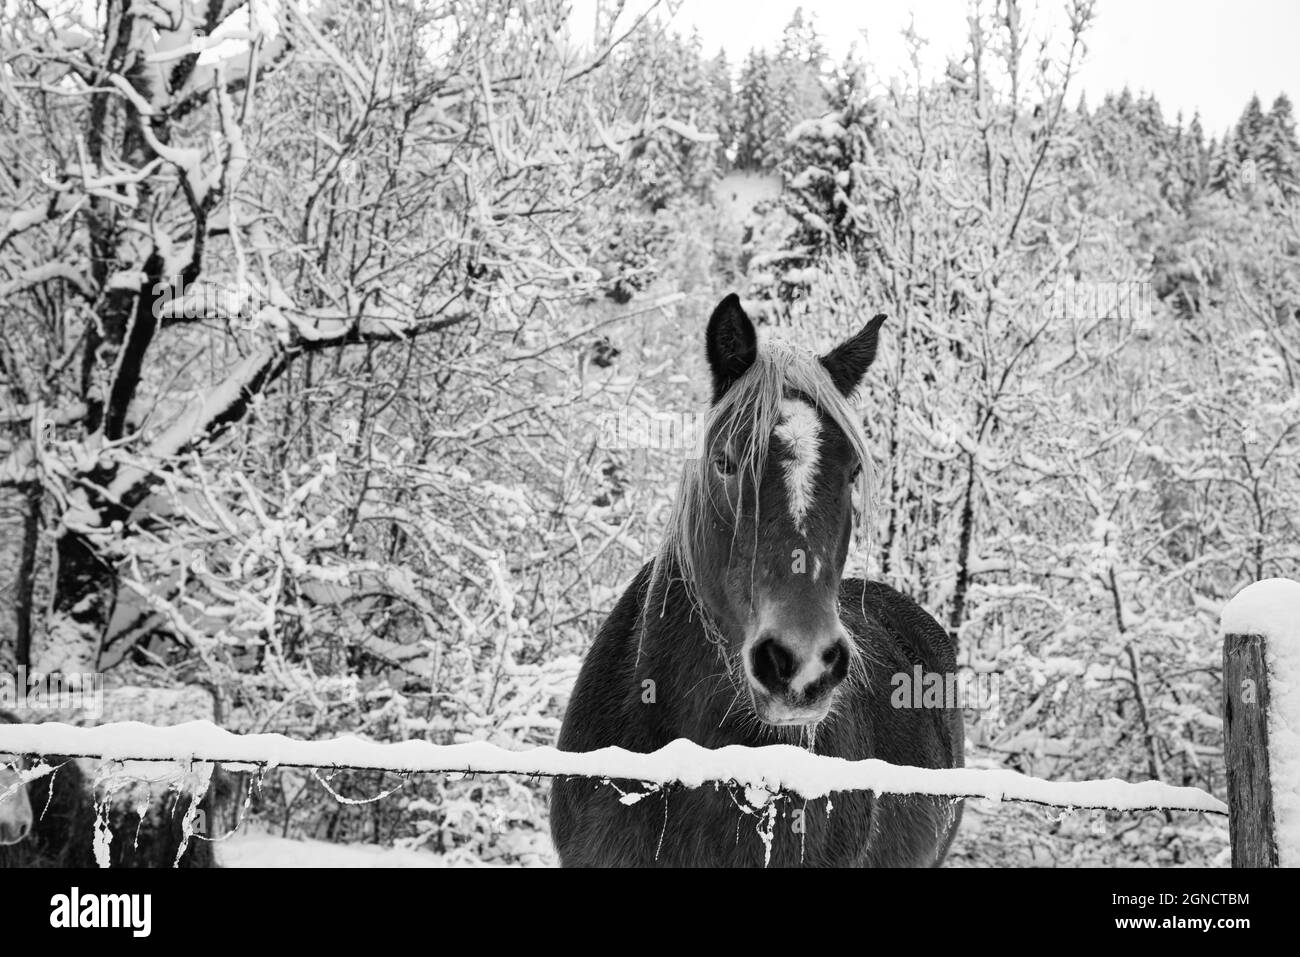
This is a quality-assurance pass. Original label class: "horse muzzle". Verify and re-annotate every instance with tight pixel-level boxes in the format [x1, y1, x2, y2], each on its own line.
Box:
[745, 628, 851, 726]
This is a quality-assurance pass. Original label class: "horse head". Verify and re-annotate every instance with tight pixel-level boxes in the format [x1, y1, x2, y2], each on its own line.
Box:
[661, 294, 885, 728]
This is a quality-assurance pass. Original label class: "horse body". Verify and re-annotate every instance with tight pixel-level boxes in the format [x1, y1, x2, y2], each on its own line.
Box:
[552, 562, 963, 867]
[551, 294, 964, 867]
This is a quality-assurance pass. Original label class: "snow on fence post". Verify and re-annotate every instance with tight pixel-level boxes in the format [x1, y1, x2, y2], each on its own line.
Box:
[1221, 578, 1300, 868]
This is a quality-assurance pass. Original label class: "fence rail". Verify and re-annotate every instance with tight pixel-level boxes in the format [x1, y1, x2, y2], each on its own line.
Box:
[0, 719, 1226, 814]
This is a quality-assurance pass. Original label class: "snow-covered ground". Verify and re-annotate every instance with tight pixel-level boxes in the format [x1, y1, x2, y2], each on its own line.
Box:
[216, 826, 556, 867]
[221, 832, 447, 867]
[217, 831, 511, 867]
[214, 806, 1226, 869]
[713, 172, 782, 223]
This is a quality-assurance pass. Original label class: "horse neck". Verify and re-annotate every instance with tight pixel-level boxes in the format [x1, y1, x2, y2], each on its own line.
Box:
[632, 554, 758, 747]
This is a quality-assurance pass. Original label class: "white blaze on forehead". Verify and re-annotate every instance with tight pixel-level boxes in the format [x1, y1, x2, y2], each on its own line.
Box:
[774, 398, 821, 530]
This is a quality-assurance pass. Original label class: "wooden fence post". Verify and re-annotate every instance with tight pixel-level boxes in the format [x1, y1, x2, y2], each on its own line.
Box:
[1223, 630, 1276, 867]
[1222, 578, 1300, 868]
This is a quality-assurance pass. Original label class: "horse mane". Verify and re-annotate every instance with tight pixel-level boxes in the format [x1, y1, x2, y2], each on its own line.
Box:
[647, 337, 875, 639]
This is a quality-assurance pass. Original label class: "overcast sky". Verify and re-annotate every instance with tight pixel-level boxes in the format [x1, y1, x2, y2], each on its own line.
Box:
[572, 0, 1300, 136]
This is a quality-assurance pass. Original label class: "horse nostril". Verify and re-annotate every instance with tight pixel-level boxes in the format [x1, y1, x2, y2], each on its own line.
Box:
[751, 635, 797, 693]
[823, 639, 850, 683]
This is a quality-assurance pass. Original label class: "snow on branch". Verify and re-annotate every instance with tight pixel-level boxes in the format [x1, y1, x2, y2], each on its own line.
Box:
[0, 260, 92, 298]
[286, 307, 472, 347]
[102, 347, 282, 506]
[0, 721, 1227, 815]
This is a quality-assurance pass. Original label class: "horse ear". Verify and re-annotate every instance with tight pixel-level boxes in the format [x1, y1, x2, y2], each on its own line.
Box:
[820, 314, 886, 396]
[705, 293, 758, 401]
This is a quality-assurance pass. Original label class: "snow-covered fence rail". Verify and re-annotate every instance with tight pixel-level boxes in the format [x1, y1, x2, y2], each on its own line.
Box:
[1221, 578, 1300, 868]
[20, 573, 1300, 849]
[0, 719, 1227, 815]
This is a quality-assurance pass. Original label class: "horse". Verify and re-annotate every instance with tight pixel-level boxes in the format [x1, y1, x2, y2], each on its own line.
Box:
[0, 710, 220, 867]
[550, 294, 964, 867]
[0, 721, 33, 847]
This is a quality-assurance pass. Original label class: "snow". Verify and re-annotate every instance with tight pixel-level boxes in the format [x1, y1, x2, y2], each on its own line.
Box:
[281, 1, 370, 107]
[197, 4, 277, 66]
[217, 832, 543, 868]
[1221, 578, 1300, 640]
[1221, 577, 1300, 866]
[107, 270, 147, 290]
[219, 831, 509, 868]
[800, 211, 832, 234]
[106, 73, 156, 116]
[788, 166, 829, 190]
[781, 267, 823, 286]
[0, 721, 1226, 815]
[138, 122, 204, 198]
[787, 116, 846, 143]
[1, 204, 47, 241]
[106, 348, 277, 502]
[0, 261, 91, 298]
[713, 172, 782, 223]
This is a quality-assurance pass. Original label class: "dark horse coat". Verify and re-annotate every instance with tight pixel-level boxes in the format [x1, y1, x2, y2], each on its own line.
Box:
[551, 563, 964, 867]
[552, 295, 964, 867]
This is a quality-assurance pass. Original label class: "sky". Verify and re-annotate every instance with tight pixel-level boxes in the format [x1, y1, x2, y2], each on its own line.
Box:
[571, 0, 1300, 136]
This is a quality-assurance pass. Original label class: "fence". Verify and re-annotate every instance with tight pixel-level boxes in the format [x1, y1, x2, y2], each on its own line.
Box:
[1220, 578, 1300, 867]
[1, 578, 1296, 866]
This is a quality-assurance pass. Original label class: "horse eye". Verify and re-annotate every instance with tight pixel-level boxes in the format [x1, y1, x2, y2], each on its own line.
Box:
[848, 464, 862, 483]
[713, 453, 737, 477]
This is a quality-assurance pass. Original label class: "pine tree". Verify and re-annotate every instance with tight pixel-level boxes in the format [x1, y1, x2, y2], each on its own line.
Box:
[706, 48, 735, 171]
[763, 58, 800, 162]
[1174, 111, 1207, 202]
[1234, 94, 1268, 161]
[1133, 94, 1166, 149]
[1260, 93, 1300, 197]
[763, 8, 830, 165]
[831, 44, 870, 111]
[736, 49, 773, 169]
[779, 6, 827, 70]
[1208, 133, 1239, 194]
[1116, 86, 1134, 116]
